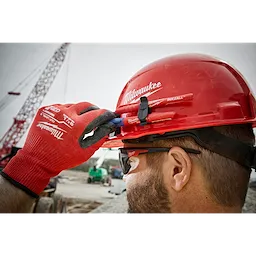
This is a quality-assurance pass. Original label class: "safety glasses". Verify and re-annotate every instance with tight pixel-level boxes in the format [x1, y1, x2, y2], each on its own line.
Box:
[119, 147, 201, 174]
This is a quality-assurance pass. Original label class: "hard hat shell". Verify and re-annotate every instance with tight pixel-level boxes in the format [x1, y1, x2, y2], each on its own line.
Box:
[104, 53, 256, 147]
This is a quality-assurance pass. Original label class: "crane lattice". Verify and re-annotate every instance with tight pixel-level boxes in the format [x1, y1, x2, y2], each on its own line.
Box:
[0, 43, 70, 159]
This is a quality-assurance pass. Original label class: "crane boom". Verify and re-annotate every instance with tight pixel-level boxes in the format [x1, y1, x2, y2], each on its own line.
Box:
[0, 43, 70, 160]
[95, 149, 110, 169]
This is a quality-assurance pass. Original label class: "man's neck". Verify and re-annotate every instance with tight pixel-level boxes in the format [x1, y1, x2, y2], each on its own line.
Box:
[171, 194, 241, 213]
[172, 203, 241, 213]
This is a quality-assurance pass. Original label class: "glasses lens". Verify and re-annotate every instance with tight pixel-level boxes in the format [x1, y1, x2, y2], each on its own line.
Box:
[119, 149, 131, 174]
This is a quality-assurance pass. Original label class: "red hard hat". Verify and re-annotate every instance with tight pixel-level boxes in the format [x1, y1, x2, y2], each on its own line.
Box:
[104, 53, 256, 148]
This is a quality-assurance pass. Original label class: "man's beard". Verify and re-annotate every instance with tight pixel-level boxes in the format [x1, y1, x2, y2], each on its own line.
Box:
[126, 169, 171, 213]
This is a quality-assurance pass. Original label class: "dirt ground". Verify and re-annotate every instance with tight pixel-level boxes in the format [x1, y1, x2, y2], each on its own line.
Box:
[56, 170, 126, 213]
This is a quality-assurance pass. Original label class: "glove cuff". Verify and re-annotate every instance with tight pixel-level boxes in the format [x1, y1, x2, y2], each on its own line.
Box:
[2, 149, 51, 196]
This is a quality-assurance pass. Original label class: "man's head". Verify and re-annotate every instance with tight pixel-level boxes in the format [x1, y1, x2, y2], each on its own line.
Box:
[123, 124, 255, 213]
[104, 53, 256, 213]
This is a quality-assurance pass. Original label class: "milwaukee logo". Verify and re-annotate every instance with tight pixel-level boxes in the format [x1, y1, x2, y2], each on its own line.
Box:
[44, 105, 60, 113]
[124, 82, 162, 104]
[36, 122, 66, 140]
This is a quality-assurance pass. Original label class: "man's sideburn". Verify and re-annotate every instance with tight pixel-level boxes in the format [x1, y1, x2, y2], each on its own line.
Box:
[127, 153, 171, 213]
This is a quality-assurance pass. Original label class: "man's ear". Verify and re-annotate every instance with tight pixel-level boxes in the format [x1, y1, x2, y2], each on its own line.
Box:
[165, 147, 192, 192]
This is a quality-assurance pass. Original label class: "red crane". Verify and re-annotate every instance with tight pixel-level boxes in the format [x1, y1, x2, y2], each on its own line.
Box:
[0, 43, 70, 167]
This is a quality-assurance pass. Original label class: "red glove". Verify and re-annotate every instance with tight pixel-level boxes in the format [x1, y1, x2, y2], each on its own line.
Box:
[1, 102, 117, 197]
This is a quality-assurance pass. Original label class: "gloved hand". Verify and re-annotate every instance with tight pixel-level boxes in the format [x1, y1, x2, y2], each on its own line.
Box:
[1, 102, 117, 197]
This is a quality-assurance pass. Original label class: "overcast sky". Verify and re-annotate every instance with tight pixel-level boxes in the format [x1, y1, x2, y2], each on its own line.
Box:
[0, 43, 256, 161]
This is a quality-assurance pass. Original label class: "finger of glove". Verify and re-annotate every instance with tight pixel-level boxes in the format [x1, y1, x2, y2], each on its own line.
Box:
[68, 102, 99, 115]
[78, 110, 117, 147]
[39, 103, 70, 112]
[81, 109, 117, 135]
[79, 122, 116, 148]
[62, 103, 74, 108]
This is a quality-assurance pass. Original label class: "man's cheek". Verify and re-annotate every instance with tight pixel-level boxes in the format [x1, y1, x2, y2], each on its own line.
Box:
[129, 157, 140, 172]
[124, 170, 149, 191]
[123, 157, 140, 183]
[123, 172, 137, 184]
[124, 172, 145, 194]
